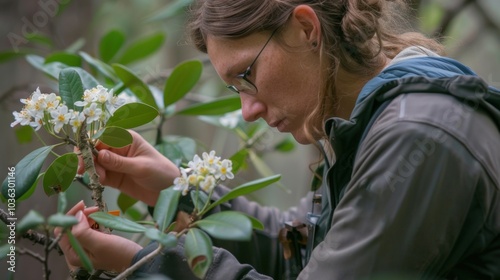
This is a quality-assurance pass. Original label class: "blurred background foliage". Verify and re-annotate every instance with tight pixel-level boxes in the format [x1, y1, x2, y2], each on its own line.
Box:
[0, 0, 499, 279]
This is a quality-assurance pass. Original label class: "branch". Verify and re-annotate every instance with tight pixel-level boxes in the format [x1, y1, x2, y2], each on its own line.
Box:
[77, 125, 107, 212]
[432, 0, 475, 39]
[0, 208, 63, 255]
[472, 1, 500, 42]
[112, 244, 164, 280]
[17, 247, 45, 263]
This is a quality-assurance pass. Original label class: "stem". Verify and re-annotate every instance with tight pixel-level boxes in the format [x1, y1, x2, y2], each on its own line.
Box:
[78, 125, 107, 213]
[112, 244, 164, 280]
[155, 115, 166, 146]
[18, 247, 45, 263]
[44, 228, 51, 280]
[0, 208, 63, 255]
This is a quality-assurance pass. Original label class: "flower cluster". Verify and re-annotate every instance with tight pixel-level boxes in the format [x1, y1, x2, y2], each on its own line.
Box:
[173, 151, 234, 195]
[11, 86, 129, 135]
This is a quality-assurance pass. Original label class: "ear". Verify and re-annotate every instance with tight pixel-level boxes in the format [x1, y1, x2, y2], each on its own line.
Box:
[288, 5, 321, 47]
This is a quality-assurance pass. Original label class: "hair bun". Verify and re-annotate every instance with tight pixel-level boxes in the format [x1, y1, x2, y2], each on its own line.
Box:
[341, 0, 383, 46]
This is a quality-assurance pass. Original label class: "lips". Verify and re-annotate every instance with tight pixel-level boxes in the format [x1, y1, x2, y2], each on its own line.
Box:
[269, 119, 286, 132]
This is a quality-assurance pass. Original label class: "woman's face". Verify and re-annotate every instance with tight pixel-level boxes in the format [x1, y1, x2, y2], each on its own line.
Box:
[206, 30, 321, 144]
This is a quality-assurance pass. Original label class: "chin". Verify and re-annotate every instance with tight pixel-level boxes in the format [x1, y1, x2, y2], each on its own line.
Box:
[291, 131, 313, 145]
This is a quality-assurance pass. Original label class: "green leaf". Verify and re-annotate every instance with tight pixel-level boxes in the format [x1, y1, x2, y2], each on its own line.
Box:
[194, 211, 252, 241]
[99, 29, 126, 63]
[1, 146, 53, 200]
[190, 189, 209, 211]
[43, 153, 78, 196]
[204, 174, 281, 213]
[164, 60, 203, 107]
[88, 212, 147, 233]
[248, 151, 290, 194]
[72, 67, 99, 90]
[229, 148, 249, 174]
[79, 51, 117, 80]
[146, 0, 193, 22]
[154, 187, 181, 232]
[65, 38, 86, 53]
[66, 230, 94, 272]
[155, 141, 183, 167]
[59, 68, 84, 111]
[98, 126, 133, 148]
[176, 95, 241, 116]
[17, 173, 43, 201]
[244, 214, 264, 230]
[17, 210, 45, 234]
[0, 50, 32, 63]
[106, 102, 159, 129]
[27, 33, 54, 47]
[274, 136, 295, 152]
[113, 64, 158, 109]
[26, 55, 66, 79]
[45, 52, 82, 67]
[117, 33, 165, 65]
[117, 192, 137, 213]
[58, 192, 68, 213]
[0, 244, 12, 260]
[14, 125, 33, 144]
[155, 136, 196, 167]
[47, 213, 78, 228]
[144, 228, 177, 248]
[184, 228, 213, 279]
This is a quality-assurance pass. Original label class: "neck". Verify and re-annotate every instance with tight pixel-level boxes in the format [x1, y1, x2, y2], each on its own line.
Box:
[334, 57, 391, 119]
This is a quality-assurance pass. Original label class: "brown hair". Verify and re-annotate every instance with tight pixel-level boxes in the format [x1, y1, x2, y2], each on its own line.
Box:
[188, 0, 444, 142]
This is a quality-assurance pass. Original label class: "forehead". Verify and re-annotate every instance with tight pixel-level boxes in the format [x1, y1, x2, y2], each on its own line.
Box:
[206, 34, 268, 79]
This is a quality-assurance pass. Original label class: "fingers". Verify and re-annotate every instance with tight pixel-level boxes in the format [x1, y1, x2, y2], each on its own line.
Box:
[96, 149, 137, 174]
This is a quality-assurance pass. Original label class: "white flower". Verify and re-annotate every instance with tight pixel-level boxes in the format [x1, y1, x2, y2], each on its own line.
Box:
[83, 103, 103, 123]
[44, 93, 60, 111]
[173, 168, 190, 195]
[106, 92, 126, 114]
[11, 110, 32, 127]
[69, 111, 86, 133]
[200, 175, 216, 192]
[75, 85, 108, 107]
[25, 90, 47, 120]
[202, 150, 220, 167]
[215, 159, 234, 180]
[30, 118, 43, 131]
[219, 109, 241, 129]
[50, 105, 71, 133]
[188, 154, 204, 172]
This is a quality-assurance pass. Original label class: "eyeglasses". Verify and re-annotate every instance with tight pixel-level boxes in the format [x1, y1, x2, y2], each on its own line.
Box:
[226, 29, 278, 95]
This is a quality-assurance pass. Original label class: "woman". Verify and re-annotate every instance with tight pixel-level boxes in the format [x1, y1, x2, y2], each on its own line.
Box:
[57, 0, 500, 279]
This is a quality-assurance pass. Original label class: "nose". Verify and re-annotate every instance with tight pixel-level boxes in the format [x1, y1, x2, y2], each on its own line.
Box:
[240, 94, 266, 122]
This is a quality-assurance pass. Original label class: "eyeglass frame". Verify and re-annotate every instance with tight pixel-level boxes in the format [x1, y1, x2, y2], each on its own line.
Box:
[226, 28, 278, 95]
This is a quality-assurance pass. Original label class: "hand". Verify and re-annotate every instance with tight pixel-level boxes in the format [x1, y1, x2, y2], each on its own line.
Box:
[79, 130, 180, 206]
[55, 201, 143, 273]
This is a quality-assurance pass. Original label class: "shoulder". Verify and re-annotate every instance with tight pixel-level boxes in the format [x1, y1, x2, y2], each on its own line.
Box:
[362, 92, 500, 185]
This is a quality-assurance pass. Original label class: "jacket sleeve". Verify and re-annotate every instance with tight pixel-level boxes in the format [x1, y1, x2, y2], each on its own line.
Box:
[213, 186, 314, 235]
[300, 120, 485, 279]
[130, 238, 274, 280]
[130, 185, 313, 279]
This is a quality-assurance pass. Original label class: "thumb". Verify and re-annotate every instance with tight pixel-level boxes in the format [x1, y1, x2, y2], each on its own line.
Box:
[97, 150, 136, 173]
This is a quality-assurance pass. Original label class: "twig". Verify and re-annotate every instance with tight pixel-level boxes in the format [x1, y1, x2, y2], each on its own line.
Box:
[44, 228, 51, 280]
[112, 244, 164, 280]
[432, 0, 474, 39]
[472, 1, 500, 42]
[0, 208, 63, 255]
[17, 247, 45, 263]
[77, 125, 107, 212]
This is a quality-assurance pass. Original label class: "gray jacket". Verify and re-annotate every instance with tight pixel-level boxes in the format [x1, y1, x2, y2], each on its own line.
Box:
[131, 56, 500, 279]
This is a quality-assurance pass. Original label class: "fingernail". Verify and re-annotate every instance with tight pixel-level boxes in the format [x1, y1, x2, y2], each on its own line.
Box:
[75, 210, 83, 221]
[100, 150, 109, 162]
